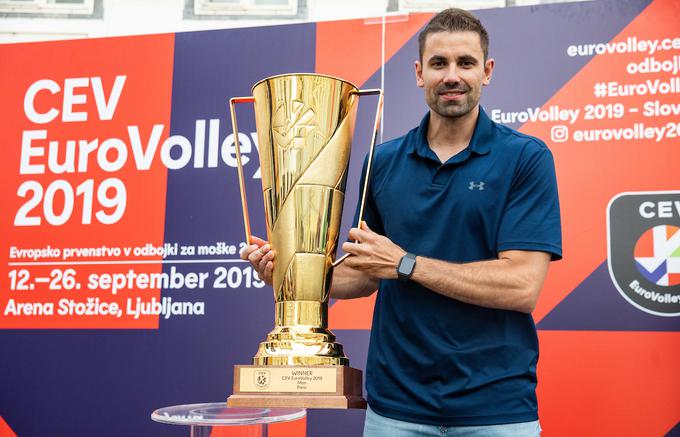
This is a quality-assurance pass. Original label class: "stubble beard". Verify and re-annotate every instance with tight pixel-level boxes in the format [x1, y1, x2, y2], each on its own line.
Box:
[428, 88, 479, 120]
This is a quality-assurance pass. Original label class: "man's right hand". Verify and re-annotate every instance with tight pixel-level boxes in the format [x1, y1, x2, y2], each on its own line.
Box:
[240, 236, 275, 285]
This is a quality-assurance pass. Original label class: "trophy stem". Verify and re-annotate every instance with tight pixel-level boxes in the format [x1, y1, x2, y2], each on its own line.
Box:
[252, 300, 349, 366]
[275, 300, 328, 328]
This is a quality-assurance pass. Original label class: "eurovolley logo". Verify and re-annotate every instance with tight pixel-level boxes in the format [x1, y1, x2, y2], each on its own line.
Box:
[633, 225, 680, 287]
[608, 191, 680, 316]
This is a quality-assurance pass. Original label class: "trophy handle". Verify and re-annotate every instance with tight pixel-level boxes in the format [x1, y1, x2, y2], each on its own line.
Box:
[333, 88, 384, 267]
[229, 96, 256, 246]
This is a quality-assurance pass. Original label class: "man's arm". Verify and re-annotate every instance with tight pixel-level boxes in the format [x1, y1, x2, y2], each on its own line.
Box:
[342, 222, 551, 314]
[411, 251, 550, 313]
[240, 235, 378, 300]
[330, 263, 378, 300]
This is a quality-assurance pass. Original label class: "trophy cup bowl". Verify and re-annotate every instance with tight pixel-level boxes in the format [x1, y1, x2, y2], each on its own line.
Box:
[227, 74, 382, 409]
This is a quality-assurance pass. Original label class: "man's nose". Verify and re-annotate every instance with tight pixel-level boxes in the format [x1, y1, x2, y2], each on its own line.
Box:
[443, 65, 460, 84]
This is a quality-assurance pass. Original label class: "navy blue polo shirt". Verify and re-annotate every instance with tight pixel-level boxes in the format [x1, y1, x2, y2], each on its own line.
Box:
[352, 107, 561, 426]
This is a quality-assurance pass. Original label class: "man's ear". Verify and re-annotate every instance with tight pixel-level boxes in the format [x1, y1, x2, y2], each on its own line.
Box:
[483, 58, 495, 86]
[415, 60, 424, 88]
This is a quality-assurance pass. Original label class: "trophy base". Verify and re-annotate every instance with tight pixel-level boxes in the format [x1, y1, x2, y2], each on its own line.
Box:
[228, 365, 366, 409]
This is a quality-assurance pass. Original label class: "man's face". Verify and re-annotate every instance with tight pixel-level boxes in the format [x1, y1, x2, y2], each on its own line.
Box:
[415, 31, 494, 119]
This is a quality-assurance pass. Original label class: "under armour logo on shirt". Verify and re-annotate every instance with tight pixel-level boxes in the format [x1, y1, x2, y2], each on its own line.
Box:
[468, 181, 485, 190]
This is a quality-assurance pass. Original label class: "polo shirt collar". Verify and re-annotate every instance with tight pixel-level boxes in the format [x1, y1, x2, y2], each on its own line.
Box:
[409, 106, 493, 163]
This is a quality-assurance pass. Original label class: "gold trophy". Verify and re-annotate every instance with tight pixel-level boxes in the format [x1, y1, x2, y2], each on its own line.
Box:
[226, 74, 382, 409]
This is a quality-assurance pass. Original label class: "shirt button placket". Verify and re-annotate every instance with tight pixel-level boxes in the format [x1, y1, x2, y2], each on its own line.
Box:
[432, 164, 451, 187]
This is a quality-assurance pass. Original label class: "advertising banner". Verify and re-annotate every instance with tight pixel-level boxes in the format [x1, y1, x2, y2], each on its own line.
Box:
[1, 0, 678, 435]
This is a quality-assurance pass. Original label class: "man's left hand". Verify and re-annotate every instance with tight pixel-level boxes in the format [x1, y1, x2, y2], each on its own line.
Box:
[342, 222, 406, 280]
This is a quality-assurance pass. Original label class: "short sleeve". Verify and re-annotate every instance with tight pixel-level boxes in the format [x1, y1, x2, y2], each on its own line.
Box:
[497, 142, 562, 260]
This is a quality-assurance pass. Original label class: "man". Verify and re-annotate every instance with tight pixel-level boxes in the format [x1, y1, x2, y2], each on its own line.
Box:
[242, 8, 561, 437]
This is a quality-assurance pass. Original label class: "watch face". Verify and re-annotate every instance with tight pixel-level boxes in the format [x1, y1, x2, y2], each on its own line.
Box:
[398, 254, 416, 278]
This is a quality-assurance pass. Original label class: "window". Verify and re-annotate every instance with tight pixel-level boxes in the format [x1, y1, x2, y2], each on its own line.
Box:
[194, 0, 298, 16]
[0, 0, 94, 15]
[395, 0, 506, 11]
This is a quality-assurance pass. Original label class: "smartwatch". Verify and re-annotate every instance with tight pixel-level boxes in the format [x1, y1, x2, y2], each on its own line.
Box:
[397, 253, 417, 281]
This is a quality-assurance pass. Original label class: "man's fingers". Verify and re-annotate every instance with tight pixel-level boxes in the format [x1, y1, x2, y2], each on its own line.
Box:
[342, 241, 362, 255]
[249, 235, 268, 246]
[239, 238, 274, 285]
[240, 244, 259, 260]
[264, 261, 274, 283]
[248, 244, 270, 264]
[241, 235, 267, 259]
[258, 256, 267, 273]
[247, 249, 262, 264]
[258, 249, 275, 273]
[348, 227, 371, 242]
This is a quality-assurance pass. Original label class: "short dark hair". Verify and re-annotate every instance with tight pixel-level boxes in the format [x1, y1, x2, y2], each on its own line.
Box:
[418, 8, 489, 62]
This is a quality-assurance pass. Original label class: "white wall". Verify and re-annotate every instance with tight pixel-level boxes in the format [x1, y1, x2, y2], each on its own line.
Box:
[0, 0, 587, 44]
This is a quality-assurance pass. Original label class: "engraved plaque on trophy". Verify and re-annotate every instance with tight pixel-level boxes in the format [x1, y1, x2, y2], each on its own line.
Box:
[226, 74, 382, 409]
